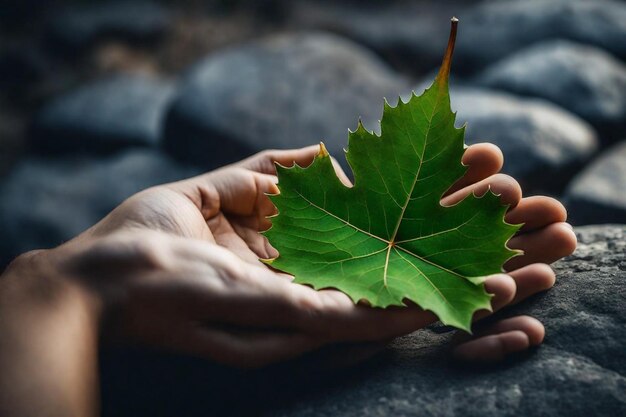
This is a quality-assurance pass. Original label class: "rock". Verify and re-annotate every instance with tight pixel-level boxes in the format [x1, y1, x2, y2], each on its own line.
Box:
[0, 150, 201, 269]
[31, 75, 176, 155]
[98, 225, 626, 417]
[456, 0, 626, 73]
[292, 0, 626, 75]
[417, 85, 598, 192]
[565, 141, 626, 225]
[164, 32, 409, 169]
[270, 224, 626, 417]
[46, 1, 170, 53]
[476, 41, 626, 140]
[290, 0, 474, 74]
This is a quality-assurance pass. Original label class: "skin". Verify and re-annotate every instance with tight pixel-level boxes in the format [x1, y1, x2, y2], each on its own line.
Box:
[0, 144, 576, 417]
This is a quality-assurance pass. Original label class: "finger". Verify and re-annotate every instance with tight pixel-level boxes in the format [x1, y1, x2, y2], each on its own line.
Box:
[505, 223, 577, 270]
[508, 264, 555, 305]
[241, 145, 352, 186]
[206, 213, 264, 265]
[444, 143, 503, 197]
[473, 265, 554, 324]
[305, 289, 437, 342]
[441, 173, 522, 208]
[187, 326, 320, 368]
[230, 218, 279, 259]
[170, 168, 279, 219]
[471, 274, 517, 322]
[453, 316, 544, 363]
[483, 274, 516, 312]
[452, 330, 530, 363]
[302, 274, 516, 343]
[472, 316, 545, 346]
[505, 196, 567, 233]
[239, 145, 321, 174]
[214, 170, 280, 218]
[330, 156, 352, 187]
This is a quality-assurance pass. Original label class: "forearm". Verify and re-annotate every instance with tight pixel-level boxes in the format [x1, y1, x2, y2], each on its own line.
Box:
[0, 251, 101, 417]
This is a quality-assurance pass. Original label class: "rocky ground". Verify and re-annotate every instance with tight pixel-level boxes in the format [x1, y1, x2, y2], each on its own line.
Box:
[0, 0, 625, 415]
[99, 225, 626, 417]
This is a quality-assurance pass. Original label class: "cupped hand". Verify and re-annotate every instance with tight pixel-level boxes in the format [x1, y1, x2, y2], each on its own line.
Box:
[57, 145, 575, 367]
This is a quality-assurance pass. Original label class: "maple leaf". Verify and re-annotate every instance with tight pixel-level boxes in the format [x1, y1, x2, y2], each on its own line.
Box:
[262, 18, 521, 331]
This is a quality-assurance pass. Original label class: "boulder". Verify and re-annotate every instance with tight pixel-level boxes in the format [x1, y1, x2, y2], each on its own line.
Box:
[565, 141, 626, 225]
[31, 75, 176, 155]
[0, 150, 201, 269]
[164, 32, 409, 169]
[270, 225, 626, 417]
[476, 41, 626, 140]
[290, 0, 473, 74]
[420, 85, 598, 193]
[46, 1, 170, 53]
[457, 0, 626, 72]
[291, 0, 626, 75]
[98, 225, 626, 417]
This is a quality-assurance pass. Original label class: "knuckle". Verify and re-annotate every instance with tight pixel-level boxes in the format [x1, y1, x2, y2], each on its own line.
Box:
[213, 251, 249, 285]
[295, 291, 325, 318]
[261, 149, 277, 158]
[103, 233, 172, 271]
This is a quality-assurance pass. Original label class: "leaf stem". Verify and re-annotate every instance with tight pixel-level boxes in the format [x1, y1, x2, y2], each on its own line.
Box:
[435, 17, 458, 86]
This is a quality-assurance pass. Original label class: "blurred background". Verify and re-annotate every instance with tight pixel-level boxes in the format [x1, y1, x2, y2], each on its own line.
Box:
[0, 0, 625, 270]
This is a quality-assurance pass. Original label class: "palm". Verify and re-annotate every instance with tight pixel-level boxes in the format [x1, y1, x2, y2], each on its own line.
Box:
[91, 159, 279, 265]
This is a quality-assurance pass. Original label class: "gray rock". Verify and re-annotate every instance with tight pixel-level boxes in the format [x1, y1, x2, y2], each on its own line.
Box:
[422, 85, 598, 192]
[565, 141, 626, 225]
[98, 225, 626, 417]
[290, 0, 473, 74]
[457, 0, 626, 73]
[292, 0, 626, 75]
[476, 41, 626, 139]
[0, 150, 201, 268]
[271, 225, 626, 417]
[31, 75, 176, 155]
[46, 1, 170, 52]
[164, 32, 409, 169]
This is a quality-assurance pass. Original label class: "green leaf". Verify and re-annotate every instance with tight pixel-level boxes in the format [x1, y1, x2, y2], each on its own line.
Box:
[262, 19, 521, 332]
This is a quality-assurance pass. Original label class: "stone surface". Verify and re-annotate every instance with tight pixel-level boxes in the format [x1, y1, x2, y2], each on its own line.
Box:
[565, 141, 626, 225]
[31, 75, 176, 155]
[456, 0, 626, 73]
[46, 1, 170, 52]
[290, 0, 473, 74]
[292, 0, 626, 75]
[0, 150, 201, 269]
[414, 85, 598, 192]
[98, 225, 626, 417]
[164, 32, 409, 169]
[476, 41, 626, 139]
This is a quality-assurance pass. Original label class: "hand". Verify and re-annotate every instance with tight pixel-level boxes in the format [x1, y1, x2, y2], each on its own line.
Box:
[49, 144, 575, 367]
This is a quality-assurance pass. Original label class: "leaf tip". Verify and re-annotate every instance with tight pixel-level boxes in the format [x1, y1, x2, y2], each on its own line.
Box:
[318, 142, 330, 158]
[435, 17, 458, 87]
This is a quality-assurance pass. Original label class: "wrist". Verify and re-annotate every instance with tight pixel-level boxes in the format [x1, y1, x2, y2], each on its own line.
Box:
[1, 247, 103, 332]
[0, 248, 102, 417]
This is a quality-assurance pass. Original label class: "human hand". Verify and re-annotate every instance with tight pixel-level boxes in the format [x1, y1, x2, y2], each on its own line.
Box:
[44, 144, 575, 367]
